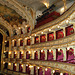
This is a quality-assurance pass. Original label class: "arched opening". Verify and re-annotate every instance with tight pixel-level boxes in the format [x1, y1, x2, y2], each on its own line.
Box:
[0, 33, 3, 70]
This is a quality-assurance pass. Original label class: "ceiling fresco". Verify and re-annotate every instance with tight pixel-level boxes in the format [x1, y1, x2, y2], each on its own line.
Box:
[0, 4, 27, 26]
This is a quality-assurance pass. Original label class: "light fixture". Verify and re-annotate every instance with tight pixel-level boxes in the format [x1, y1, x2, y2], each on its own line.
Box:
[21, 64, 23, 67]
[19, 27, 21, 29]
[21, 51, 23, 54]
[67, 47, 70, 50]
[3, 62, 5, 64]
[15, 52, 17, 54]
[25, 38, 27, 40]
[38, 67, 40, 69]
[12, 40, 14, 41]
[60, 73, 63, 75]
[5, 40, 7, 42]
[4, 51, 6, 53]
[15, 64, 17, 66]
[29, 51, 31, 54]
[34, 51, 36, 53]
[25, 26, 27, 27]
[9, 63, 11, 65]
[66, 20, 69, 24]
[49, 29, 51, 31]
[60, 7, 64, 13]
[9, 51, 11, 54]
[44, 2, 49, 8]
[41, 32, 43, 34]
[30, 36, 31, 38]
[35, 34, 36, 36]
[45, 68, 48, 71]
[58, 48, 60, 51]
[58, 26, 60, 28]
[18, 39, 20, 41]
[29, 65, 33, 68]
[53, 70, 55, 73]
[41, 50, 43, 52]
[26, 64, 28, 66]
[49, 49, 51, 52]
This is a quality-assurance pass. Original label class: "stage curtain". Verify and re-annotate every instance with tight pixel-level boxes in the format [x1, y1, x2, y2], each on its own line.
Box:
[35, 36, 39, 44]
[47, 33, 54, 41]
[40, 35, 46, 42]
[56, 30, 64, 39]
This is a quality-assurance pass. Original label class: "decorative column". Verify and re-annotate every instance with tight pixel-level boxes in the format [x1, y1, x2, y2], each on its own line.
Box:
[53, 49, 56, 60]
[16, 63, 19, 71]
[73, 47, 75, 59]
[24, 51, 26, 59]
[11, 63, 13, 70]
[63, 28, 66, 37]
[38, 50, 40, 60]
[31, 37, 35, 45]
[23, 64, 26, 73]
[30, 66, 34, 75]
[45, 33, 47, 41]
[63, 0, 67, 11]
[31, 50, 35, 59]
[44, 50, 47, 60]
[62, 47, 67, 61]
[39, 36, 40, 43]
[17, 51, 20, 59]
[42, 67, 45, 75]
[25, 27, 27, 33]
[54, 31, 56, 40]
[12, 51, 14, 58]
[25, 39, 27, 46]
[18, 39, 20, 46]
[73, 24, 75, 33]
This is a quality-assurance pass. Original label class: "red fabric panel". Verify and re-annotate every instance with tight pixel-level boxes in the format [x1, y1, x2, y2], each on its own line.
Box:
[14, 41, 17, 47]
[20, 40, 23, 46]
[27, 39, 30, 45]
[47, 33, 54, 41]
[56, 30, 64, 39]
[40, 35, 46, 42]
[35, 36, 39, 44]
[66, 27, 74, 36]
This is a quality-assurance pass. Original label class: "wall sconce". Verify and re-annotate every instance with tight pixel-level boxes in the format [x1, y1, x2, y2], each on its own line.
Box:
[35, 34, 36, 36]
[9, 63, 11, 65]
[41, 50, 43, 52]
[49, 29, 51, 31]
[67, 47, 70, 50]
[15, 51, 17, 54]
[38, 67, 40, 69]
[45, 68, 48, 71]
[26, 64, 28, 66]
[9, 51, 11, 54]
[60, 73, 63, 75]
[15, 64, 17, 66]
[21, 51, 24, 54]
[53, 70, 55, 73]
[3, 62, 5, 64]
[49, 49, 51, 52]
[34, 51, 36, 53]
[41, 32, 43, 34]
[29, 51, 31, 54]
[58, 48, 60, 51]
[21, 64, 23, 67]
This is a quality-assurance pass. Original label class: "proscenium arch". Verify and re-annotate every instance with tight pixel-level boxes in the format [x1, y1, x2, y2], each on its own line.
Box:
[0, 29, 7, 72]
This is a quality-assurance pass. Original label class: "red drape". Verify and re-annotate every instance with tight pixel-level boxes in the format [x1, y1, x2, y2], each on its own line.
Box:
[66, 25, 74, 36]
[47, 33, 54, 41]
[20, 40, 23, 46]
[35, 36, 39, 44]
[27, 39, 30, 45]
[40, 35, 46, 42]
[56, 30, 64, 39]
